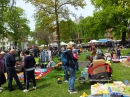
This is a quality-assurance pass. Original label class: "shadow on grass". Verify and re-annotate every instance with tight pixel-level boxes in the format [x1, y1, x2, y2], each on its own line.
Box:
[76, 82, 91, 91]
[37, 83, 51, 89]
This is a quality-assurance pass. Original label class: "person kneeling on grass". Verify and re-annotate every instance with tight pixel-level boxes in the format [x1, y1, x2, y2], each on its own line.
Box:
[22, 50, 36, 92]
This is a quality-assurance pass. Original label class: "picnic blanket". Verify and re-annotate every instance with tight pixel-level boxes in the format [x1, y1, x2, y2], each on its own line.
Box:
[4, 67, 51, 80]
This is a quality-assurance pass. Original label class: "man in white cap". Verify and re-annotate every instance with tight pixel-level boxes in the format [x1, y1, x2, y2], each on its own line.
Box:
[5, 49, 23, 91]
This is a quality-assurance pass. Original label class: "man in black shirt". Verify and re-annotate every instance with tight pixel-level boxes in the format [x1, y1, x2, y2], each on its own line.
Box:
[6, 49, 23, 91]
[22, 50, 36, 92]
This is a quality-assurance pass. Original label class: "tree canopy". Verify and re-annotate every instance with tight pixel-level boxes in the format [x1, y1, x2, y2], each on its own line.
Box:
[6, 6, 30, 48]
[24, 0, 86, 51]
[0, 0, 31, 49]
[89, 0, 130, 44]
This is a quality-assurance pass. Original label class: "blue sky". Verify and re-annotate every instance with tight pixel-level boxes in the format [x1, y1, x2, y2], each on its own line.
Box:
[16, 0, 95, 31]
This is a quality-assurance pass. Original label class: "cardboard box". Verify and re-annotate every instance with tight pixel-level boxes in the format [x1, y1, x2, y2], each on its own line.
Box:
[93, 59, 105, 66]
[93, 66, 106, 75]
[92, 60, 106, 75]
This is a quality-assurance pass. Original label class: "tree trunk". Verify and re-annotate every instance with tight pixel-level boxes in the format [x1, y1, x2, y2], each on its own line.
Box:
[45, 40, 48, 49]
[55, 2, 60, 52]
[14, 41, 17, 49]
[121, 31, 126, 46]
[56, 17, 60, 52]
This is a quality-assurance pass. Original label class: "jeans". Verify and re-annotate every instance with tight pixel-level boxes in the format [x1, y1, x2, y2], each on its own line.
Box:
[117, 54, 120, 59]
[7, 67, 23, 90]
[73, 61, 79, 71]
[62, 66, 69, 81]
[68, 67, 76, 90]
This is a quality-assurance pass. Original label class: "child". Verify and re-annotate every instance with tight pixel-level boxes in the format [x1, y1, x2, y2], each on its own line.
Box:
[72, 49, 79, 71]
[86, 54, 92, 67]
[111, 50, 117, 59]
[116, 46, 121, 59]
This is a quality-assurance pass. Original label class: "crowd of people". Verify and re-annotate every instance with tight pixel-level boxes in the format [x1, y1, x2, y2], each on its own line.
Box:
[0, 49, 36, 93]
[0, 43, 122, 94]
[0, 44, 81, 94]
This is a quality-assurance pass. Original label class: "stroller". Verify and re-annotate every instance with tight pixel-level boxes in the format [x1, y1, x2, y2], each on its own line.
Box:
[79, 59, 112, 83]
[88, 59, 112, 83]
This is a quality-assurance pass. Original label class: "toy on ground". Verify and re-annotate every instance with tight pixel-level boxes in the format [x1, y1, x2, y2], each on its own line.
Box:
[54, 62, 62, 68]
[105, 56, 112, 65]
[56, 74, 65, 84]
[56, 76, 62, 84]
[111, 59, 120, 63]
[80, 92, 88, 97]
[78, 68, 88, 84]
[47, 61, 56, 68]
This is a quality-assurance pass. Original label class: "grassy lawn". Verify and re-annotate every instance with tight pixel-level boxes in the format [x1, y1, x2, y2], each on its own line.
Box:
[1, 48, 130, 97]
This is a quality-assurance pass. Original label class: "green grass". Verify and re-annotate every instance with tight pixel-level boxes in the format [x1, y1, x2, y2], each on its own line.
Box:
[1, 48, 130, 97]
[1, 68, 91, 97]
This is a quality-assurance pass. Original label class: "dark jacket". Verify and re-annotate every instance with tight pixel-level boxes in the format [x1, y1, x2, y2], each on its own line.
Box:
[67, 50, 75, 69]
[6, 54, 16, 67]
[24, 55, 36, 69]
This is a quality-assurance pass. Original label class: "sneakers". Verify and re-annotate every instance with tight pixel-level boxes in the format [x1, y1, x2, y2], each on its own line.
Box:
[0, 87, 3, 90]
[69, 89, 78, 94]
[23, 87, 36, 92]
[23, 89, 29, 92]
[64, 80, 69, 82]
[0, 90, 2, 92]
[33, 87, 36, 90]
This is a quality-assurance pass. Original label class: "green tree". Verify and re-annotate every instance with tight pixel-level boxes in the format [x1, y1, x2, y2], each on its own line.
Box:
[32, 29, 53, 47]
[6, 6, 30, 48]
[24, 0, 86, 51]
[0, 0, 16, 35]
[90, 0, 130, 45]
[59, 19, 77, 42]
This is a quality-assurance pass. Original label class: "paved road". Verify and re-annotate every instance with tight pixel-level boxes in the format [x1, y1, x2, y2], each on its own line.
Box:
[78, 61, 87, 67]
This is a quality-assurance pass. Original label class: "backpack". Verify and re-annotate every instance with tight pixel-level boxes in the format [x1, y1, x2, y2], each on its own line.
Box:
[61, 50, 69, 66]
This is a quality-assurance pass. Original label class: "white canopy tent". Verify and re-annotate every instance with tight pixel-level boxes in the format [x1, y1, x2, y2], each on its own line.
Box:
[60, 41, 67, 45]
[68, 41, 75, 44]
[38, 44, 47, 49]
[88, 40, 98, 43]
[50, 42, 58, 47]
[40, 44, 47, 47]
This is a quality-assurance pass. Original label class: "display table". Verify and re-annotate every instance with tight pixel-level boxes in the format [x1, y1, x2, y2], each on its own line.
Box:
[90, 81, 130, 97]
